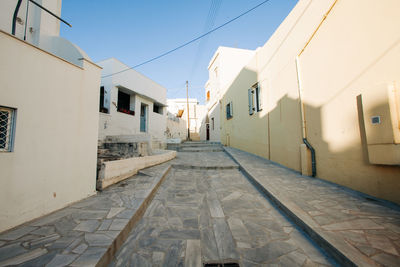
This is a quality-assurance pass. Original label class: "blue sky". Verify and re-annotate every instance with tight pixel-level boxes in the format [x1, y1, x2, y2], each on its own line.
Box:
[60, 0, 298, 104]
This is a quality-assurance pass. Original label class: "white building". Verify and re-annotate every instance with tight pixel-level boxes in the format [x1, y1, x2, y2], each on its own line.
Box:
[0, 0, 101, 231]
[167, 98, 206, 141]
[204, 47, 255, 141]
[97, 58, 167, 148]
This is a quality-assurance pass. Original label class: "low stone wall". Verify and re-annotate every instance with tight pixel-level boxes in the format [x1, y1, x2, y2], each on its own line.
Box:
[97, 150, 176, 190]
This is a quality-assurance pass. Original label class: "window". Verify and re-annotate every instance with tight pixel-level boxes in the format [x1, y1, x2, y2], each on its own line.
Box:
[226, 101, 233, 119]
[0, 106, 16, 152]
[248, 88, 254, 115]
[248, 83, 262, 115]
[206, 91, 210, 101]
[255, 84, 262, 112]
[117, 90, 135, 116]
[153, 103, 163, 114]
[211, 117, 214, 130]
[99, 86, 108, 113]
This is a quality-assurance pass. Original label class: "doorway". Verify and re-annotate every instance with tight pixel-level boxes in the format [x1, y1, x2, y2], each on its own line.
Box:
[206, 123, 210, 140]
[140, 103, 147, 132]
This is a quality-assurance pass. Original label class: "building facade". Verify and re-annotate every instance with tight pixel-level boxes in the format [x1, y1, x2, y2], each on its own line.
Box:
[98, 58, 167, 149]
[0, 0, 101, 231]
[219, 0, 400, 204]
[204, 47, 255, 142]
[167, 98, 206, 141]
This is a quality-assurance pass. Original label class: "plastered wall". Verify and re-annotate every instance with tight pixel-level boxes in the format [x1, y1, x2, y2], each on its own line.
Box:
[0, 31, 101, 231]
[220, 0, 400, 204]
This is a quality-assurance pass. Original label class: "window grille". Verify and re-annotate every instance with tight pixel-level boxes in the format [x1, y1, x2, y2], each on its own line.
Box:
[0, 107, 16, 152]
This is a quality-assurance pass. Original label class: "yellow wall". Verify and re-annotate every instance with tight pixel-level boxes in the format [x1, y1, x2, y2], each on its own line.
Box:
[220, 0, 400, 204]
[0, 31, 101, 231]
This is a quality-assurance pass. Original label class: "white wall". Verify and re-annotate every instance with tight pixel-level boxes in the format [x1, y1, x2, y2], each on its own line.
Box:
[204, 47, 255, 142]
[97, 58, 167, 145]
[0, 0, 62, 46]
[0, 31, 101, 232]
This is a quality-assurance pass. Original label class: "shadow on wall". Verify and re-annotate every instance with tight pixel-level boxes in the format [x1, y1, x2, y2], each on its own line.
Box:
[220, 69, 400, 204]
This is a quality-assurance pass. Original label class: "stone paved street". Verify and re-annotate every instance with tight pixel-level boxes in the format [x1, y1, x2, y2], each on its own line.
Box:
[225, 147, 400, 266]
[0, 163, 170, 266]
[1, 143, 400, 266]
[110, 151, 334, 266]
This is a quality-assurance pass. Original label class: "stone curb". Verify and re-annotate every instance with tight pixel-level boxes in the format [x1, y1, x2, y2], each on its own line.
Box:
[223, 147, 357, 267]
[171, 164, 238, 170]
[96, 164, 172, 267]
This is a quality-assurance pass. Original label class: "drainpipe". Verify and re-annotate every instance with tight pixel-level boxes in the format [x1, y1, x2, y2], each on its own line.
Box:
[12, 0, 23, 35]
[295, 57, 316, 177]
[295, 0, 339, 177]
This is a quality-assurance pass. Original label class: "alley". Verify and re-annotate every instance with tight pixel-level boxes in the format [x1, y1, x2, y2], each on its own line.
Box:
[110, 150, 334, 266]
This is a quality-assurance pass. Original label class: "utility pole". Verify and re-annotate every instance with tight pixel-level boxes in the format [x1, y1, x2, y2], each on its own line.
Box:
[186, 80, 191, 141]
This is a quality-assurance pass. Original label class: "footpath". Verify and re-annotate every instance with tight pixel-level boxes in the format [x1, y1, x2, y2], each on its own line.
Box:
[225, 147, 400, 267]
[0, 163, 171, 267]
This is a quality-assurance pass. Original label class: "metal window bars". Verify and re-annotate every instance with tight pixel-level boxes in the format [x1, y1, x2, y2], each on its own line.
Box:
[0, 107, 16, 152]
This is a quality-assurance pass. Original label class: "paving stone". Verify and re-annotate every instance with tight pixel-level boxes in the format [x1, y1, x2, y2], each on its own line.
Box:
[49, 236, 77, 250]
[31, 226, 56, 236]
[116, 209, 136, 219]
[0, 242, 28, 262]
[18, 251, 57, 267]
[0, 248, 47, 266]
[45, 254, 78, 267]
[109, 218, 129, 231]
[323, 219, 385, 231]
[106, 207, 125, 219]
[130, 253, 152, 267]
[0, 226, 37, 241]
[163, 240, 183, 267]
[213, 218, 240, 260]
[242, 241, 297, 263]
[22, 233, 60, 248]
[159, 229, 200, 239]
[207, 197, 225, 218]
[72, 243, 88, 254]
[183, 218, 199, 229]
[184, 240, 201, 267]
[278, 250, 308, 266]
[63, 237, 83, 254]
[152, 251, 165, 266]
[98, 219, 113, 231]
[200, 226, 220, 262]
[85, 233, 113, 247]
[228, 217, 250, 242]
[366, 234, 399, 256]
[70, 247, 107, 266]
[73, 220, 100, 232]
[372, 252, 400, 266]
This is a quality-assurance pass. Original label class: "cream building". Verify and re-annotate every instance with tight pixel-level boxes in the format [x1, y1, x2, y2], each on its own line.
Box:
[0, 0, 101, 231]
[204, 47, 255, 141]
[219, 0, 400, 204]
[167, 98, 206, 141]
[98, 58, 167, 148]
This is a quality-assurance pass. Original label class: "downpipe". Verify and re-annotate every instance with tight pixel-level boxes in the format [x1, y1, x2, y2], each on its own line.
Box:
[303, 138, 316, 177]
[295, 56, 317, 177]
[12, 0, 23, 35]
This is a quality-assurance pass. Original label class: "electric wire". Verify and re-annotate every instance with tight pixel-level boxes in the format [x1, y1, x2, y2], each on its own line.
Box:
[190, 0, 222, 79]
[101, 0, 272, 78]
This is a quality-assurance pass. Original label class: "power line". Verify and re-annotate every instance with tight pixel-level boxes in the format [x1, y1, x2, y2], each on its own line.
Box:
[102, 0, 272, 78]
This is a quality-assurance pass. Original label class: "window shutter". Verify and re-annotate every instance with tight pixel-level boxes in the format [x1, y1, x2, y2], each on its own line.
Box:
[248, 89, 254, 115]
[256, 85, 262, 111]
[230, 101, 233, 116]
